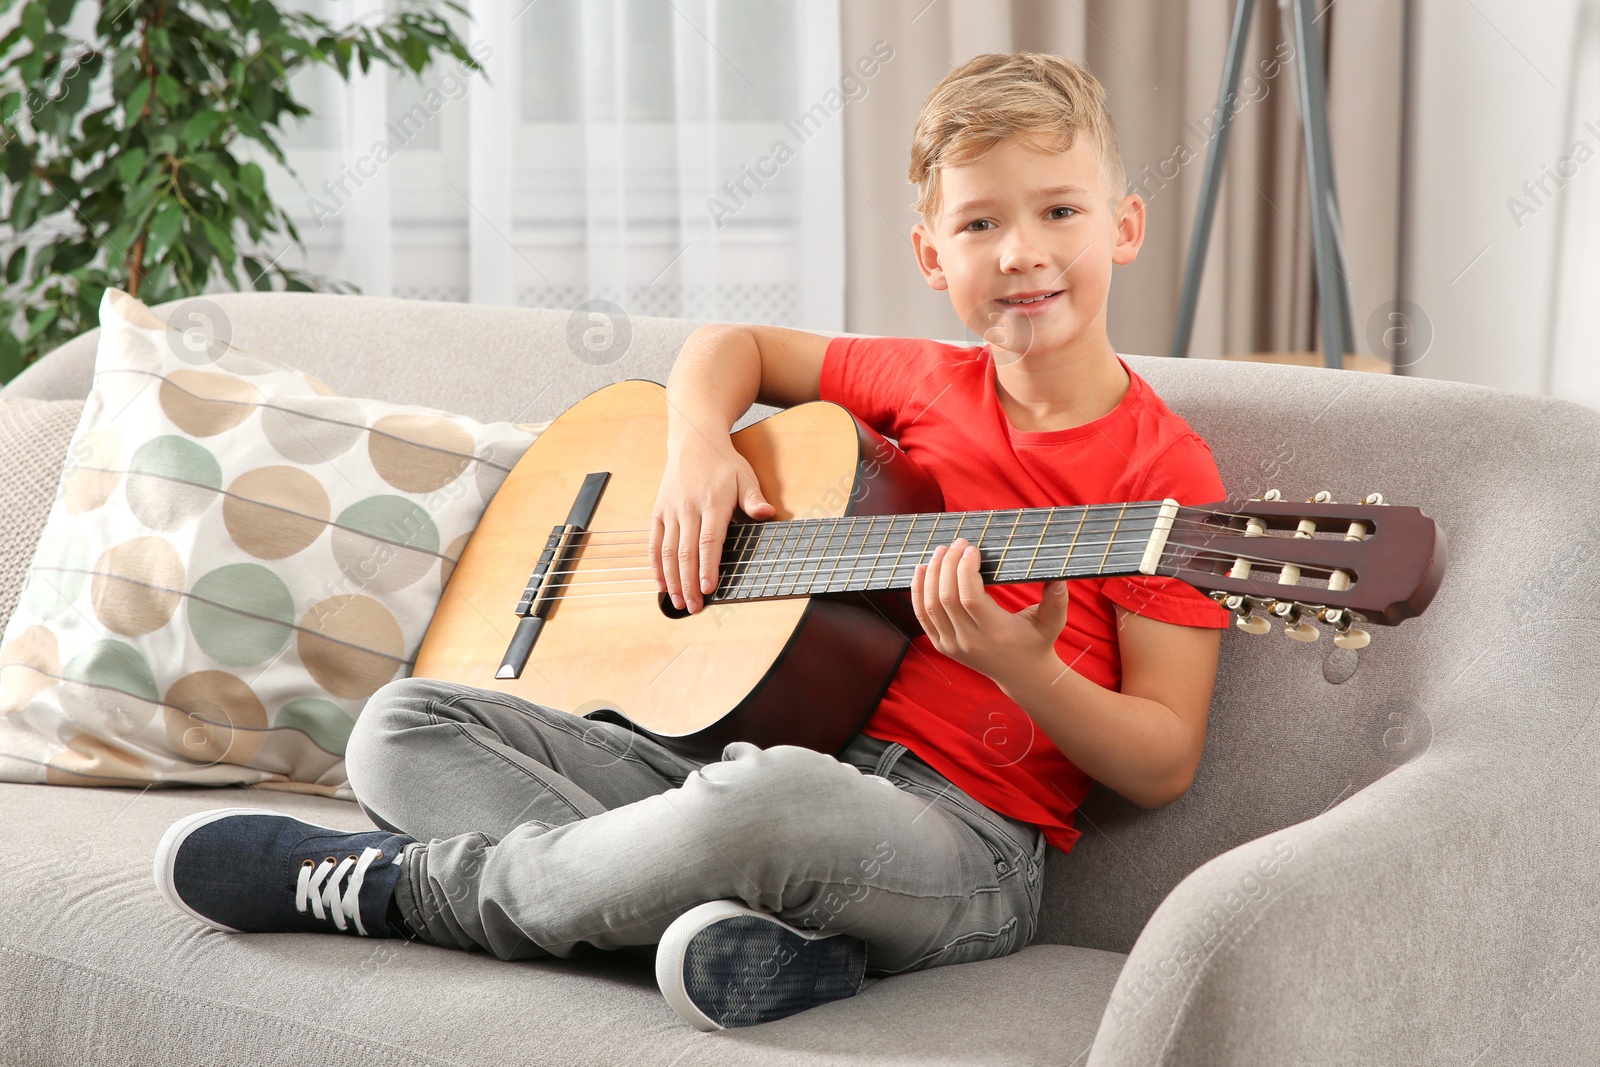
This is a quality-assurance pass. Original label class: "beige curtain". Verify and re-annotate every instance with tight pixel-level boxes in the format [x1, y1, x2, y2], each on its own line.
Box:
[839, 0, 1405, 362]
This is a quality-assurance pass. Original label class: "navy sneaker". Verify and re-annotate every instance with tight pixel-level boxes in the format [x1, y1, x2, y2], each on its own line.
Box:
[655, 900, 867, 1030]
[153, 807, 415, 938]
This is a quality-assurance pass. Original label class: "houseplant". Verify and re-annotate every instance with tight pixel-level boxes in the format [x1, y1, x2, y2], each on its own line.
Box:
[0, 0, 482, 384]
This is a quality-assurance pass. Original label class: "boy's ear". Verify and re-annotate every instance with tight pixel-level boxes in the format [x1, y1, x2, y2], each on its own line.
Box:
[910, 222, 950, 291]
[1111, 193, 1146, 266]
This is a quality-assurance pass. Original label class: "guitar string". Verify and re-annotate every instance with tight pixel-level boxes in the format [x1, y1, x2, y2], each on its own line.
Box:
[515, 492, 1349, 536]
[559, 503, 1322, 546]
[524, 510, 1345, 585]
[523, 543, 1341, 602]
[529, 535, 1333, 587]
[534, 503, 1317, 564]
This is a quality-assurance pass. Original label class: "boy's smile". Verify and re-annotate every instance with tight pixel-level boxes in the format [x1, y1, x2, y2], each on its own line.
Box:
[911, 134, 1144, 423]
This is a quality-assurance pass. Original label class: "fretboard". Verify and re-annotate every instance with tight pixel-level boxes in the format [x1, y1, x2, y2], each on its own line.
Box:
[707, 501, 1171, 602]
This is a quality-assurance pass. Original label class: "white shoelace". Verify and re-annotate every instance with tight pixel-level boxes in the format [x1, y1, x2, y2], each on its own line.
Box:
[295, 846, 387, 936]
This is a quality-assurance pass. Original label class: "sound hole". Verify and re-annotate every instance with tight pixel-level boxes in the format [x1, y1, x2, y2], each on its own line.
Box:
[658, 591, 690, 619]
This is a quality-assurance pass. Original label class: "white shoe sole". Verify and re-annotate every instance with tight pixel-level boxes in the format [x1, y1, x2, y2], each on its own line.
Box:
[655, 899, 861, 1032]
[152, 806, 350, 934]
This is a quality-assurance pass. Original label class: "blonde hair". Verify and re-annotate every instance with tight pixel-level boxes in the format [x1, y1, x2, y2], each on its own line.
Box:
[909, 52, 1127, 224]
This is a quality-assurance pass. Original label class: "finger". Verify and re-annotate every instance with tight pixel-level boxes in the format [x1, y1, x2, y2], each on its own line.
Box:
[677, 511, 703, 612]
[913, 561, 941, 642]
[699, 505, 729, 597]
[922, 545, 951, 638]
[955, 541, 992, 619]
[661, 516, 684, 609]
[742, 478, 776, 520]
[938, 538, 967, 627]
[649, 513, 666, 592]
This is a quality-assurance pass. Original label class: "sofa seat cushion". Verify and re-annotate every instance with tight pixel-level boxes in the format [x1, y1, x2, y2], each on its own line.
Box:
[5, 782, 1124, 1065]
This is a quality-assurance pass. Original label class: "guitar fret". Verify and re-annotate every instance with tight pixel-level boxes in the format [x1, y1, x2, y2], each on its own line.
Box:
[995, 509, 1023, 582]
[792, 518, 827, 596]
[1097, 503, 1129, 573]
[719, 524, 754, 598]
[882, 515, 905, 589]
[775, 519, 808, 597]
[758, 521, 790, 598]
[812, 517, 838, 591]
[1060, 506, 1089, 579]
[973, 510, 995, 578]
[859, 516, 881, 589]
[847, 516, 875, 592]
[1023, 508, 1052, 581]
[764, 519, 793, 597]
[775, 518, 808, 597]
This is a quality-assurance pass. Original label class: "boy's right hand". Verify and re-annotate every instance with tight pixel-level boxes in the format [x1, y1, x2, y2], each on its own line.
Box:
[651, 433, 776, 613]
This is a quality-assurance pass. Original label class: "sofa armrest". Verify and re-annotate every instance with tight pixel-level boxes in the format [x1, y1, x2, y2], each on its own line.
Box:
[1086, 730, 1600, 1066]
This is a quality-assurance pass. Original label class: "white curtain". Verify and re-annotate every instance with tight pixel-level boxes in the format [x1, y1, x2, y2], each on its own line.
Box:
[265, 0, 845, 332]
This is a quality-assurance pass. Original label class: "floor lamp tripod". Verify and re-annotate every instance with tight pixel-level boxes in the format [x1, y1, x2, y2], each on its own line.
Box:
[1170, 0, 1356, 369]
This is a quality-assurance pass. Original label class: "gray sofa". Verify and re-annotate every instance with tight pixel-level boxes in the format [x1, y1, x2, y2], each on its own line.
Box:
[2, 292, 1595, 1066]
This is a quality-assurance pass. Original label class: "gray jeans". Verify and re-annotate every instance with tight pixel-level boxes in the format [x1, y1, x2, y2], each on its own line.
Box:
[344, 677, 1047, 976]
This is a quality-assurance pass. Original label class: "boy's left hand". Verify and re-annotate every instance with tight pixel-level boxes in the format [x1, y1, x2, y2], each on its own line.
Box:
[911, 536, 1070, 686]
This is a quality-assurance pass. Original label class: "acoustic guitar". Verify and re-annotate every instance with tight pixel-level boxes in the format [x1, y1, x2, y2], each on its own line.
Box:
[413, 380, 1446, 760]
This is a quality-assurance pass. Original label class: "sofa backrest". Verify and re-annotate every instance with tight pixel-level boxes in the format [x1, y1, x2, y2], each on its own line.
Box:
[8, 292, 1582, 955]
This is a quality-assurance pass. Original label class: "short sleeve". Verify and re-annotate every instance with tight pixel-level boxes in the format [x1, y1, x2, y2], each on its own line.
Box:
[819, 335, 942, 440]
[1102, 433, 1232, 629]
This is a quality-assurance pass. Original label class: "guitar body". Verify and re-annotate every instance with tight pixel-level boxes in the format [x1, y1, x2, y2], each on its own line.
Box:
[413, 380, 944, 760]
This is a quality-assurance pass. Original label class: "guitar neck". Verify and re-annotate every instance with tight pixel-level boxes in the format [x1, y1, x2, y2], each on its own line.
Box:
[706, 501, 1179, 602]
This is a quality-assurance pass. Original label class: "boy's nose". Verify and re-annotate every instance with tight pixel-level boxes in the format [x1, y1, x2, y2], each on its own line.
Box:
[998, 232, 1051, 274]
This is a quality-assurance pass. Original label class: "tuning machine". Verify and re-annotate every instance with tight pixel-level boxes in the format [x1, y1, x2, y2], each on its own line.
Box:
[1321, 607, 1371, 650]
[1216, 592, 1272, 634]
[1272, 600, 1319, 641]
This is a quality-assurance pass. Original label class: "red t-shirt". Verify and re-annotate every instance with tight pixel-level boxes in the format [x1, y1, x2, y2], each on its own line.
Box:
[820, 335, 1230, 852]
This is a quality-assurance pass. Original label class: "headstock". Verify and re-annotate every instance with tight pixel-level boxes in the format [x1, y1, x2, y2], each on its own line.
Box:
[1163, 489, 1447, 649]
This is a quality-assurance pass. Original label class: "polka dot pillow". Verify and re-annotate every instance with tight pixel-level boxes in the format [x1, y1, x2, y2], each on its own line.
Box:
[0, 288, 544, 798]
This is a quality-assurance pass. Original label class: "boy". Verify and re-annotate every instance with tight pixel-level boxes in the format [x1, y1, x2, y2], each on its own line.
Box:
[152, 52, 1230, 1031]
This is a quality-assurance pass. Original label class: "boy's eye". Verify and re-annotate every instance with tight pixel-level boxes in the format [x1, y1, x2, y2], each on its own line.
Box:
[1049, 206, 1077, 220]
[964, 219, 993, 233]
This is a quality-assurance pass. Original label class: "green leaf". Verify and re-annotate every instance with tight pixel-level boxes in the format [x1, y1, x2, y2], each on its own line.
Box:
[5, 246, 27, 284]
[52, 241, 94, 274]
[146, 200, 182, 257]
[117, 146, 147, 185]
[44, 0, 74, 29]
[155, 73, 181, 108]
[0, 330, 23, 387]
[198, 214, 235, 263]
[238, 160, 263, 198]
[3, 141, 28, 182]
[10, 176, 41, 230]
[249, 1, 280, 35]
[20, 3, 44, 44]
[184, 110, 222, 145]
[124, 79, 151, 121]
[24, 304, 59, 342]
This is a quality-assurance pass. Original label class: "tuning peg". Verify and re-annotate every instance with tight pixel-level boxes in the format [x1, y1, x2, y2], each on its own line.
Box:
[1333, 627, 1371, 650]
[1364, 492, 1385, 506]
[1308, 490, 1333, 503]
[1236, 613, 1271, 635]
[1225, 594, 1271, 634]
[1273, 601, 1320, 642]
[1321, 608, 1371, 649]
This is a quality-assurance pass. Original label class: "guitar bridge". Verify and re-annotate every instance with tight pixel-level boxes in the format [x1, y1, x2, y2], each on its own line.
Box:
[495, 470, 610, 680]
